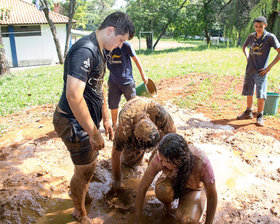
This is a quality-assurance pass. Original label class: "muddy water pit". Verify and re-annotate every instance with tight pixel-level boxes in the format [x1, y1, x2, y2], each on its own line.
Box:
[1, 103, 280, 223]
[36, 152, 177, 224]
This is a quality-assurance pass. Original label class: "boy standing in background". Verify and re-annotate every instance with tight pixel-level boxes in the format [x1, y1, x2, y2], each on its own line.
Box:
[106, 41, 148, 130]
[237, 16, 280, 126]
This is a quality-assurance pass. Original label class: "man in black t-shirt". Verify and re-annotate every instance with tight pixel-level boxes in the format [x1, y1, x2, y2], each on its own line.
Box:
[53, 12, 135, 223]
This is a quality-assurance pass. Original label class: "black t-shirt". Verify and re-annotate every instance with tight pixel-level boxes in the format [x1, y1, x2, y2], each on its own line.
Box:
[58, 32, 106, 128]
[244, 31, 280, 75]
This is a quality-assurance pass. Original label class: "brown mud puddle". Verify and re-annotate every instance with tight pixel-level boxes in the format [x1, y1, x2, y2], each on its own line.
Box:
[1, 74, 280, 223]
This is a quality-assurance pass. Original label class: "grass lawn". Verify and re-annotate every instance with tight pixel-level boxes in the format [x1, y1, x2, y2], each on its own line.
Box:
[1, 39, 280, 117]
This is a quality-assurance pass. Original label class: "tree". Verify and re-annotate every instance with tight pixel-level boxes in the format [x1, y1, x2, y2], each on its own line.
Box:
[127, 0, 190, 50]
[40, 0, 64, 64]
[72, 0, 114, 31]
[246, 0, 280, 39]
[64, 0, 76, 58]
[53, 0, 114, 57]
[179, 0, 224, 45]
[220, 0, 259, 46]
[0, 7, 10, 75]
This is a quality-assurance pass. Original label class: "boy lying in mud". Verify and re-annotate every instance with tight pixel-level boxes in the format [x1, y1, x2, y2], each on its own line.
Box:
[111, 96, 176, 191]
[135, 133, 218, 224]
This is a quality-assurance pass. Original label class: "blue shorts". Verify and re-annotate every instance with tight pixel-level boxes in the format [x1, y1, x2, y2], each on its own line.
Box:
[242, 73, 267, 99]
[108, 81, 136, 109]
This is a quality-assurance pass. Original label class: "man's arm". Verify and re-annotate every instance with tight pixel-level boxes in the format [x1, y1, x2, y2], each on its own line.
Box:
[132, 55, 148, 84]
[204, 182, 218, 224]
[259, 48, 280, 75]
[242, 44, 249, 62]
[102, 87, 113, 140]
[111, 145, 122, 190]
[66, 75, 104, 150]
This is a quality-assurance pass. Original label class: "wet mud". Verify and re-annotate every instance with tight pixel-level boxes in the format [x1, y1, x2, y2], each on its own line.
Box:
[0, 102, 280, 223]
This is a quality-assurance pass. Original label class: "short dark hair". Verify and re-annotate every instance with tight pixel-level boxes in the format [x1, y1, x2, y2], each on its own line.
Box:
[98, 11, 135, 40]
[254, 16, 267, 24]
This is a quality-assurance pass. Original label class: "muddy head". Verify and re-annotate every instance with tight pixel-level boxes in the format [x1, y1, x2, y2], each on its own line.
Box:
[133, 118, 160, 149]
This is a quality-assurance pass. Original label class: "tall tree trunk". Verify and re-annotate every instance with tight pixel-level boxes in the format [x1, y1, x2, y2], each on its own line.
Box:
[64, 0, 76, 58]
[153, 23, 168, 50]
[153, 0, 189, 50]
[0, 27, 9, 75]
[204, 28, 210, 45]
[237, 28, 242, 47]
[41, 0, 64, 64]
[203, 0, 213, 45]
[146, 33, 153, 50]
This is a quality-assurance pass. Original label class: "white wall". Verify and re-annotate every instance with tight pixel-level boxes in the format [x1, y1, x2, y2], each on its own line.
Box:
[2, 24, 67, 67]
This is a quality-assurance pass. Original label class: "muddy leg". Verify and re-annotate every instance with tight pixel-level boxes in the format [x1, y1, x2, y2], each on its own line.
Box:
[176, 190, 206, 224]
[70, 159, 97, 223]
[69, 190, 93, 205]
[155, 176, 174, 211]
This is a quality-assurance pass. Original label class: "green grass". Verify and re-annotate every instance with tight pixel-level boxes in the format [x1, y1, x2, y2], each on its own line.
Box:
[0, 65, 63, 115]
[1, 39, 280, 117]
[131, 42, 280, 110]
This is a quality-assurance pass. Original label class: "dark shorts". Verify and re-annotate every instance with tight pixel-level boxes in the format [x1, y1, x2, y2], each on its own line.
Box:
[242, 73, 267, 99]
[108, 81, 136, 109]
[53, 109, 98, 165]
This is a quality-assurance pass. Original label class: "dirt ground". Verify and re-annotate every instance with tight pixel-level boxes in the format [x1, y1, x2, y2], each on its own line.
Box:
[0, 73, 280, 224]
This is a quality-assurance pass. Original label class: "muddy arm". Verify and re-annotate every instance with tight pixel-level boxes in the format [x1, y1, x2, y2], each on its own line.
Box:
[135, 155, 160, 220]
[204, 182, 218, 224]
[111, 145, 122, 190]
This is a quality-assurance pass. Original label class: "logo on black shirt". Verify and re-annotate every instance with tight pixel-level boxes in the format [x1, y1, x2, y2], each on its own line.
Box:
[84, 58, 90, 69]
[81, 58, 90, 72]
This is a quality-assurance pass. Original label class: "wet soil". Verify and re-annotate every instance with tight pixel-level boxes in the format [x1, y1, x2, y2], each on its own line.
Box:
[0, 74, 280, 224]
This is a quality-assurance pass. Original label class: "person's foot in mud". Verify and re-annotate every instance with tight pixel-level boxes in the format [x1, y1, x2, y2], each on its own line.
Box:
[72, 209, 82, 221]
[72, 210, 94, 224]
[81, 216, 94, 224]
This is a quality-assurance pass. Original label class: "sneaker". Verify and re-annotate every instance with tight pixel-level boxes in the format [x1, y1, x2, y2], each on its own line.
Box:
[237, 109, 253, 120]
[256, 113, 264, 127]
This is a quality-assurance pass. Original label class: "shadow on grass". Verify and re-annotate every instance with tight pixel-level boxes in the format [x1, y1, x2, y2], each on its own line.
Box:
[210, 117, 257, 129]
[139, 44, 231, 55]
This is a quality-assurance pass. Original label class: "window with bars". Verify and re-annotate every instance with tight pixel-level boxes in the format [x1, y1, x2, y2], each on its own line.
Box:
[1, 25, 41, 37]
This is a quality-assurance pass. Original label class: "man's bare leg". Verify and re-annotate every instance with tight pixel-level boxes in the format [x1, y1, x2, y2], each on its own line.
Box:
[247, 95, 253, 109]
[70, 159, 97, 223]
[111, 108, 118, 131]
[257, 98, 265, 113]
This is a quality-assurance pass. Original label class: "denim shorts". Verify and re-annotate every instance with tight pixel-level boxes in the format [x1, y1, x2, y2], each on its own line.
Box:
[242, 73, 267, 99]
[53, 108, 98, 165]
[108, 81, 136, 109]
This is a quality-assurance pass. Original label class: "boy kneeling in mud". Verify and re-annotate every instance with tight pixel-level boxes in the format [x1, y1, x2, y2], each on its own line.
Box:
[135, 133, 218, 224]
[111, 96, 176, 191]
